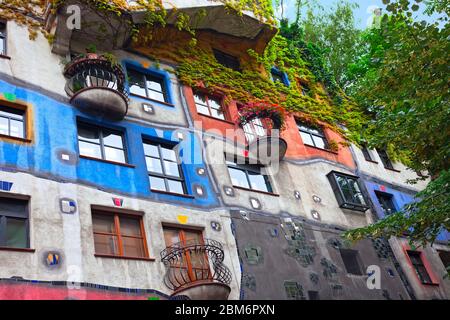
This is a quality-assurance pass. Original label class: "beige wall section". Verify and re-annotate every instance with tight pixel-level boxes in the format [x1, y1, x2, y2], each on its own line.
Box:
[388, 237, 450, 300]
[351, 144, 428, 191]
[0, 170, 241, 300]
[205, 137, 373, 230]
[0, 22, 66, 96]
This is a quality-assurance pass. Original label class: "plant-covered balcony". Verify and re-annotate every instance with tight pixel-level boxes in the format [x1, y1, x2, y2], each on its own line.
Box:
[160, 238, 232, 300]
[238, 102, 288, 164]
[63, 52, 128, 121]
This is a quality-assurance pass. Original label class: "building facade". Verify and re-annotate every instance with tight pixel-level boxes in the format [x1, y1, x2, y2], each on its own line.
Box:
[0, 1, 448, 300]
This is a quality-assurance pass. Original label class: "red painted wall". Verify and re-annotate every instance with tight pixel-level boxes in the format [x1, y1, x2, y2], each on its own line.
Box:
[0, 283, 162, 300]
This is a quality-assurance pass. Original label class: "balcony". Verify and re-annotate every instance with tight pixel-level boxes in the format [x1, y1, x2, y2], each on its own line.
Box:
[160, 239, 232, 300]
[63, 54, 128, 121]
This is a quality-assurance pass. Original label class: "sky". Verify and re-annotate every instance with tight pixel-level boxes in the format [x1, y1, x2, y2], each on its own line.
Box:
[277, 0, 441, 29]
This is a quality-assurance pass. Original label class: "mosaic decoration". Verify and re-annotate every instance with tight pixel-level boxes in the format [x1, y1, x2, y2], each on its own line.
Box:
[327, 238, 344, 250]
[311, 210, 321, 221]
[56, 149, 78, 165]
[210, 221, 222, 232]
[193, 184, 206, 197]
[312, 195, 322, 203]
[243, 245, 263, 265]
[294, 191, 301, 200]
[249, 198, 261, 210]
[239, 210, 249, 220]
[268, 228, 279, 238]
[309, 272, 319, 285]
[176, 131, 184, 141]
[386, 268, 395, 277]
[223, 186, 235, 197]
[0, 181, 13, 192]
[284, 281, 306, 300]
[283, 222, 316, 267]
[242, 274, 256, 291]
[330, 283, 343, 296]
[382, 289, 392, 300]
[60, 198, 77, 214]
[371, 237, 391, 259]
[177, 215, 188, 224]
[142, 103, 155, 114]
[43, 251, 62, 269]
[196, 168, 206, 176]
[112, 198, 123, 207]
[2, 93, 16, 102]
[321, 258, 338, 279]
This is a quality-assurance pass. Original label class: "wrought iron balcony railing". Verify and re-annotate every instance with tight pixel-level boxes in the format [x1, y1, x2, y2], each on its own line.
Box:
[160, 239, 232, 292]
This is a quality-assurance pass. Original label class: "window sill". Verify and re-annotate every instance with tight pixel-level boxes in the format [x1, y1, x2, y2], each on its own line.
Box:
[304, 144, 338, 155]
[130, 93, 174, 107]
[384, 167, 401, 173]
[233, 185, 280, 197]
[365, 159, 379, 164]
[197, 113, 236, 125]
[0, 54, 11, 60]
[151, 189, 195, 199]
[421, 282, 440, 287]
[0, 247, 35, 253]
[94, 253, 155, 261]
[79, 155, 135, 168]
[0, 134, 32, 143]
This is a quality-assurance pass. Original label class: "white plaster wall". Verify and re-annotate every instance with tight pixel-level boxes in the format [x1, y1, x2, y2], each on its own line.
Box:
[0, 170, 241, 300]
[351, 144, 428, 191]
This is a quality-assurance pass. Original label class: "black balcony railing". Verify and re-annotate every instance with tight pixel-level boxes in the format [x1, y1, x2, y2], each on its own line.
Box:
[63, 55, 128, 99]
[160, 239, 232, 292]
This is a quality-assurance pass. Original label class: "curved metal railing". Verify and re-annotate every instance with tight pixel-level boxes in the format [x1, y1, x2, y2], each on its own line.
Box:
[160, 239, 232, 292]
[63, 56, 128, 100]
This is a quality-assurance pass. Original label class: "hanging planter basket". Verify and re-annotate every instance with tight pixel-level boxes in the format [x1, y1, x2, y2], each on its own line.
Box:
[238, 101, 288, 131]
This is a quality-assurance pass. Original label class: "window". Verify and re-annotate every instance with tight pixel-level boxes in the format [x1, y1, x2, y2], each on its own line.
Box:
[327, 171, 369, 211]
[297, 121, 328, 150]
[407, 251, 433, 284]
[377, 149, 395, 170]
[77, 122, 127, 164]
[299, 82, 310, 96]
[375, 191, 397, 216]
[194, 92, 225, 120]
[163, 227, 210, 282]
[143, 141, 186, 195]
[226, 160, 272, 193]
[92, 210, 148, 258]
[0, 197, 29, 249]
[127, 68, 168, 103]
[308, 291, 320, 300]
[284, 281, 305, 300]
[271, 69, 288, 86]
[213, 49, 241, 72]
[0, 22, 6, 56]
[361, 146, 375, 162]
[340, 249, 364, 275]
[0, 106, 25, 139]
[438, 251, 450, 271]
[238, 104, 266, 143]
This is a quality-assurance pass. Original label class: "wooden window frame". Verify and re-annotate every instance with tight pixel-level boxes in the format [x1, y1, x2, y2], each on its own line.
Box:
[0, 105, 26, 139]
[77, 121, 128, 164]
[92, 210, 150, 260]
[406, 250, 434, 285]
[127, 68, 169, 104]
[143, 140, 188, 196]
[193, 91, 228, 121]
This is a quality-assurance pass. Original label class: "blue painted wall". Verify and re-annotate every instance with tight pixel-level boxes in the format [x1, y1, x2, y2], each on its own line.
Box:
[364, 180, 449, 243]
[0, 78, 219, 208]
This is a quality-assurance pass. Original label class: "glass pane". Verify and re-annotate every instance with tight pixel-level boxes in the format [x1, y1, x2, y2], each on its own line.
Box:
[150, 176, 166, 191]
[92, 214, 116, 234]
[128, 69, 146, 97]
[312, 135, 326, 149]
[6, 218, 27, 248]
[208, 97, 222, 110]
[163, 228, 181, 247]
[0, 117, 8, 135]
[196, 103, 210, 116]
[103, 131, 123, 148]
[300, 131, 314, 146]
[148, 90, 165, 102]
[248, 172, 270, 192]
[78, 125, 100, 143]
[228, 167, 250, 189]
[119, 217, 141, 237]
[94, 233, 119, 255]
[145, 157, 163, 174]
[104, 147, 126, 163]
[211, 108, 225, 120]
[9, 120, 24, 138]
[168, 179, 184, 194]
[164, 160, 180, 177]
[161, 147, 177, 161]
[79, 141, 102, 159]
[0, 38, 5, 55]
[146, 79, 163, 92]
[143, 143, 159, 157]
[194, 93, 207, 106]
[122, 236, 145, 257]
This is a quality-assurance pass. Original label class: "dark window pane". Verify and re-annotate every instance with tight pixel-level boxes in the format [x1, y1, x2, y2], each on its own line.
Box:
[340, 249, 363, 275]
[376, 192, 397, 215]
[78, 126, 100, 143]
[228, 167, 250, 189]
[194, 93, 207, 106]
[122, 236, 145, 257]
[272, 71, 284, 83]
[213, 49, 240, 71]
[128, 69, 146, 97]
[94, 233, 119, 255]
[92, 214, 115, 234]
[6, 218, 27, 248]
